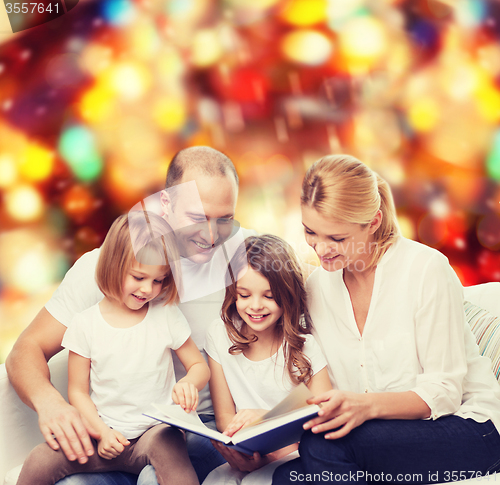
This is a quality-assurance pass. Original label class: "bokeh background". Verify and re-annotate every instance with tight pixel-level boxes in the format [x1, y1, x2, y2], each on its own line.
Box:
[1, 0, 500, 363]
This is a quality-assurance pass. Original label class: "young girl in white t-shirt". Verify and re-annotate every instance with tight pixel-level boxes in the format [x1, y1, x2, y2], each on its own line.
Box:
[204, 235, 332, 481]
[17, 212, 210, 485]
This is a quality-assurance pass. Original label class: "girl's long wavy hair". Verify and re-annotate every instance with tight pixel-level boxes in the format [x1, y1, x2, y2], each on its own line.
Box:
[221, 235, 313, 385]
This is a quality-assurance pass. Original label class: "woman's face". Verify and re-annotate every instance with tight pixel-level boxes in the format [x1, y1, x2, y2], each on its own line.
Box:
[301, 205, 380, 273]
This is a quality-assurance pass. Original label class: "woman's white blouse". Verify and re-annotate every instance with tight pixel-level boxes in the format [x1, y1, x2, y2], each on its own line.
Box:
[307, 236, 500, 431]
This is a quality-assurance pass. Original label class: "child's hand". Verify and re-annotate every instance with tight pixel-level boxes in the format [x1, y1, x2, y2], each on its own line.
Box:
[97, 428, 130, 460]
[172, 382, 199, 413]
[223, 409, 267, 437]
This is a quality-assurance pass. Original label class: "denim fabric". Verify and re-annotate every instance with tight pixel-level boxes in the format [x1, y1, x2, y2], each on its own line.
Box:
[273, 417, 500, 484]
[56, 471, 137, 485]
[137, 414, 227, 485]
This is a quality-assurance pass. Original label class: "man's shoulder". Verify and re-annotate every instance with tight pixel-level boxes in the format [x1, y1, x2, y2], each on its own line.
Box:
[64, 247, 101, 278]
[76, 247, 101, 265]
[240, 227, 257, 238]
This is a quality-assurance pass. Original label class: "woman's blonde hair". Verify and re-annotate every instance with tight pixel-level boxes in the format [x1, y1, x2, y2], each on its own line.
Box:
[221, 235, 314, 385]
[95, 211, 180, 305]
[301, 154, 400, 268]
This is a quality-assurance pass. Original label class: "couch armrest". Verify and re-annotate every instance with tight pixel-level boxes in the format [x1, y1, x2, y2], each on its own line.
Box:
[0, 350, 69, 484]
[464, 283, 500, 318]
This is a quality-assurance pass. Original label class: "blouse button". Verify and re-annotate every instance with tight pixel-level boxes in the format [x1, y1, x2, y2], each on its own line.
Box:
[364, 389, 368, 393]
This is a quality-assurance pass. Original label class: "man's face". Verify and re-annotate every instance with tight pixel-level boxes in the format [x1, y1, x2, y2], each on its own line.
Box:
[161, 168, 238, 264]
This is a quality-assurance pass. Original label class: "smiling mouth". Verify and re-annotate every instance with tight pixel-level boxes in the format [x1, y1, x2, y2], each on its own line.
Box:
[193, 240, 213, 251]
[321, 254, 340, 261]
[132, 294, 147, 301]
[247, 313, 270, 320]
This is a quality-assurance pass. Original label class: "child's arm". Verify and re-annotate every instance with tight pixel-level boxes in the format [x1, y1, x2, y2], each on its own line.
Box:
[208, 355, 238, 432]
[209, 355, 270, 435]
[307, 367, 333, 396]
[172, 337, 210, 413]
[209, 355, 295, 471]
[224, 367, 333, 468]
[68, 351, 130, 460]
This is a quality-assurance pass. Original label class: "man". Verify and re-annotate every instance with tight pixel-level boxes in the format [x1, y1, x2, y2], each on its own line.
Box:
[6, 146, 254, 484]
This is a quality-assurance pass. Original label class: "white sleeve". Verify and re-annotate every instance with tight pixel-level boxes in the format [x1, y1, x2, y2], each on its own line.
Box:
[167, 305, 191, 350]
[61, 313, 91, 359]
[204, 319, 225, 364]
[45, 249, 103, 327]
[302, 334, 327, 375]
[410, 252, 467, 419]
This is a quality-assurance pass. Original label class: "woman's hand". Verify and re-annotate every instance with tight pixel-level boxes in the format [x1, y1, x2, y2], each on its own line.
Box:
[304, 390, 373, 439]
[223, 409, 267, 437]
[172, 382, 199, 413]
[211, 440, 271, 472]
[97, 428, 130, 459]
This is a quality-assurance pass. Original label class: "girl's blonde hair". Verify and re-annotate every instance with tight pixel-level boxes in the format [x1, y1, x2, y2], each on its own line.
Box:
[95, 211, 180, 305]
[301, 154, 400, 268]
[221, 235, 313, 385]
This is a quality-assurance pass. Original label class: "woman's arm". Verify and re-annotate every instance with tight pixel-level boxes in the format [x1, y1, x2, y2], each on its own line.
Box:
[304, 389, 430, 439]
[173, 337, 210, 412]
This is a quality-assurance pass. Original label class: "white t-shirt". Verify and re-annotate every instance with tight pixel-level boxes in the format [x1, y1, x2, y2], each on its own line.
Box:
[204, 318, 327, 411]
[307, 236, 500, 430]
[45, 227, 256, 415]
[61, 301, 190, 439]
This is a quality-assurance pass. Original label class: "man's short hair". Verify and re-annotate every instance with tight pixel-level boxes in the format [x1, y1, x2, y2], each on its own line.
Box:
[165, 146, 239, 188]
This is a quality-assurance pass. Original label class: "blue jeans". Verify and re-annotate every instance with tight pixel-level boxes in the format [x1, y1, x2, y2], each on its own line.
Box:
[139, 414, 226, 484]
[55, 469, 153, 485]
[57, 415, 225, 485]
[55, 472, 137, 485]
[272, 416, 500, 484]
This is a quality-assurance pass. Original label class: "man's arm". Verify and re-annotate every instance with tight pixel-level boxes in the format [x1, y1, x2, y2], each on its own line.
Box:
[5, 308, 99, 463]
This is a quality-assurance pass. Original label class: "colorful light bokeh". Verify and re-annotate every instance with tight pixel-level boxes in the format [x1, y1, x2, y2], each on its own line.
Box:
[0, 0, 500, 362]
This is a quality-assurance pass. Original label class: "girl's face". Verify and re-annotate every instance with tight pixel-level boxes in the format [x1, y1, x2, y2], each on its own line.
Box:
[301, 205, 381, 273]
[235, 267, 283, 338]
[121, 261, 168, 310]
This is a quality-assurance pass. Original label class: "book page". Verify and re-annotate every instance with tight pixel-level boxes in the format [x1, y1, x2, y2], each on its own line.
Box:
[149, 403, 232, 444]
[249, 383, 314, 426]
[152, 404, 206, 427]
[231, 404, 320, 443]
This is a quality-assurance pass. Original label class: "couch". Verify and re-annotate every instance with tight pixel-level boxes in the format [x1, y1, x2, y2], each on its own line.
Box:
[1, 282, 500, 485]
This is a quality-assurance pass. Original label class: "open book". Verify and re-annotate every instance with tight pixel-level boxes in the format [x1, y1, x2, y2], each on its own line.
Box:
[143, 383, 319, 456]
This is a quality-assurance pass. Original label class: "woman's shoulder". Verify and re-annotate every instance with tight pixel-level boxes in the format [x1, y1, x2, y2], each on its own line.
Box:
[387, 237, 450, 271]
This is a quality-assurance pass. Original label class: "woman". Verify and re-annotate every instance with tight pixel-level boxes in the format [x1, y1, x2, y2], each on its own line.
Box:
[273, 154, 500, 484]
